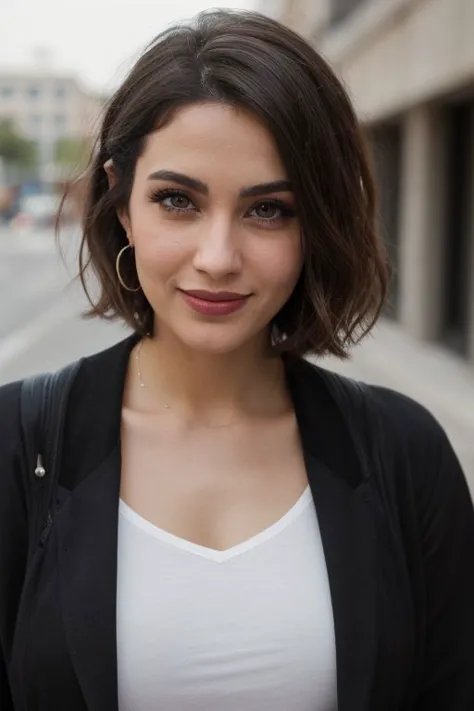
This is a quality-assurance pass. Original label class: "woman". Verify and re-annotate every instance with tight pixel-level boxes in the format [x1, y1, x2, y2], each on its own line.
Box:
[1, 9, 473, 711]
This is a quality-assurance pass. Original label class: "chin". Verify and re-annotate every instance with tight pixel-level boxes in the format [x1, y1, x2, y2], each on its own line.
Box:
[178, 336, 250, 356]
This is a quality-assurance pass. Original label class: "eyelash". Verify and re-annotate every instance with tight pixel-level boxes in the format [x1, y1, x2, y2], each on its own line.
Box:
[148, 188, 296, 227]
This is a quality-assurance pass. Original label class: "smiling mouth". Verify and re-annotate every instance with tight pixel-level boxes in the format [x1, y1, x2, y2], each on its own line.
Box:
[178, 289, 251, 316]
[181, 289, 250, 301]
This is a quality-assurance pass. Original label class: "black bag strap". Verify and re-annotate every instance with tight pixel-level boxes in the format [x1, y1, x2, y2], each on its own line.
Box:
[20, 358, 82, 553]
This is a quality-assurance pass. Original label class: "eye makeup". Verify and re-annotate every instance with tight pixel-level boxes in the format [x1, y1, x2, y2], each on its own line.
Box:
[148, 187, 297, 228]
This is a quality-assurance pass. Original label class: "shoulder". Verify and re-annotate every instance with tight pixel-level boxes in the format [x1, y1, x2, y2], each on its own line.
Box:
[0, 378, 23, 404]
[363, 381, 449, 451]
[308, 356, 448, 445]
[0, 379, 23, 449]
[298, 356, 446, 447]
[0, 379, 26, 496]
[333, 373, 468, 511]
[320, 368, 474, 546]
[0, 380, 30, 655]
[302, 358, 461, 487]
[288, 354, 451, 455]
[0, 380, 28, 558]
[366, 384, 470, 510]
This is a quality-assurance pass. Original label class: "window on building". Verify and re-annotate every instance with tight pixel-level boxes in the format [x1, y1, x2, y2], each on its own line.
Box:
[26, 86, 40, 99]
[330, 0, 366, 25]
[55, 85, 67, 99]
[441, 102, 473, 357]
[28, 114, 43, 134]
[54, 114, 68, 135]
[369, 123, 402, 320]
[1, 86, 14, 98]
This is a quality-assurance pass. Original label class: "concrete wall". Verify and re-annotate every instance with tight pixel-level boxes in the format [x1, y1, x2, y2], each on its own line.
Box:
[467, 111, 474, 361]
[259, 0, 331, 36]
[397, 106, 448, 340]
[320, 0, 474, 122]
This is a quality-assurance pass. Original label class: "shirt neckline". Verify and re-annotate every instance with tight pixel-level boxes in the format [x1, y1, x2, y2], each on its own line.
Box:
[119, 486, 313, 563]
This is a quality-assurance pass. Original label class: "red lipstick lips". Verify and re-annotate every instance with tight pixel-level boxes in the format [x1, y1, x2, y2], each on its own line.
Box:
[179, 289, 250, 316]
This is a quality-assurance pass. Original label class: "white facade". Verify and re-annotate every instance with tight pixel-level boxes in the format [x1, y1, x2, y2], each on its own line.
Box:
[258, 0, 331, 34]
[0, 71, 103, 169]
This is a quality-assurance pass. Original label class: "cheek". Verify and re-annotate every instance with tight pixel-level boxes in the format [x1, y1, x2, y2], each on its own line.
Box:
[253, 236, 303, 291]
[132, 222, 191, 279]
[128, 195, 183, 272]
[138, 235, 187, 274]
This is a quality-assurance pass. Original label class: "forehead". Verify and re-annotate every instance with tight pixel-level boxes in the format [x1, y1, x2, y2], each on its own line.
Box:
[137, 102, 287, 183]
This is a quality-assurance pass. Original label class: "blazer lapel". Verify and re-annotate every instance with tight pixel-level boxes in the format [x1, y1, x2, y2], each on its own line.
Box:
[287, 356, 378, 711]
[305, 451, 377, 711]
[57, 445, 121, 711]
[56, 333, 138, 711]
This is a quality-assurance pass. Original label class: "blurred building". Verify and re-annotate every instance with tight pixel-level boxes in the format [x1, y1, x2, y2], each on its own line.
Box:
[258, 0, 474, 367]
[0, 70, 103, 179]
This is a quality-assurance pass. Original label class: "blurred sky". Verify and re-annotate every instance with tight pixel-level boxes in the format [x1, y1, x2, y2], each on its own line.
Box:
[0, 0, 258, 93]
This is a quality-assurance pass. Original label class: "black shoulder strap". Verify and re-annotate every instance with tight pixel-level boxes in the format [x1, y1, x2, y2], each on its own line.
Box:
[20, 358, 82, 553]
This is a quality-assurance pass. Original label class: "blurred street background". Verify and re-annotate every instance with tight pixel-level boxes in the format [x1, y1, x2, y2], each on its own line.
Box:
[0, 0, 473, 489]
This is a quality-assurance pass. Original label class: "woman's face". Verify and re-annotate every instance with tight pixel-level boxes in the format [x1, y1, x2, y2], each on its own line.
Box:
[123, 102, 303, 355]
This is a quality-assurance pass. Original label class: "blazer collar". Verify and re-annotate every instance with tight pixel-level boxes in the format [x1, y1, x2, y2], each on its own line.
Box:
[57, 335, 377, 711]
[286, 354, 378, 710]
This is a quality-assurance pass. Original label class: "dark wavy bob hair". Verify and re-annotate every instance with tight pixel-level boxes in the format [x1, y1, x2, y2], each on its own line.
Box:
[74, 8, 389, 359]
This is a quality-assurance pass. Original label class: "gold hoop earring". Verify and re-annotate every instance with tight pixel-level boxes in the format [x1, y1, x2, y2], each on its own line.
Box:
[116, 244, 141, 292]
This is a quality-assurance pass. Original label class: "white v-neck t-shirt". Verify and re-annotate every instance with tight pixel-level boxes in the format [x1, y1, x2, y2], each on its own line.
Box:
[116, 486, 338, 711]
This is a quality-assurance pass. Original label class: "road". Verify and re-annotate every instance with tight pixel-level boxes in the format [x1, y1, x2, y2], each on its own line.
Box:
[0, 225, 473, 488]
[0, 226, 127, 383]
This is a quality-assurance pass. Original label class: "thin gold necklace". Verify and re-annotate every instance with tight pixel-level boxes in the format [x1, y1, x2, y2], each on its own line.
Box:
[135, 339, 284, 427]
[135, 339, 171, 408]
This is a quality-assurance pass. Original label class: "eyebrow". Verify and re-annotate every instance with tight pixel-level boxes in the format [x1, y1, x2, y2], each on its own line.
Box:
[147, 170, 293, 198]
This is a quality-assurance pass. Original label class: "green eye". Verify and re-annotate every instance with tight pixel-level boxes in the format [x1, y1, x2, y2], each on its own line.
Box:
[149, 189, 195, 212]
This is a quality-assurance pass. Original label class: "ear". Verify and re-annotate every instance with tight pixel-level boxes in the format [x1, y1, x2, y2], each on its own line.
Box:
[103, 158, 116, 188]
[103, 158, 132, 242]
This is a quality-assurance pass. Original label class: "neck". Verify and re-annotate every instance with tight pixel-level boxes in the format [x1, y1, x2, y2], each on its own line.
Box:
[135, 330, 288, 420]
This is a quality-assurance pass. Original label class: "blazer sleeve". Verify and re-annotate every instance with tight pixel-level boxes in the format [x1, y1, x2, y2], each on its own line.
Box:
[370, 384, 474, 710]
[0, 381, 28, 711]
[411, 419, 474, 709]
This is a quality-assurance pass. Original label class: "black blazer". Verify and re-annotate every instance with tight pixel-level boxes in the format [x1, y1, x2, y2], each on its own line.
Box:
[1, 334, 474, 711]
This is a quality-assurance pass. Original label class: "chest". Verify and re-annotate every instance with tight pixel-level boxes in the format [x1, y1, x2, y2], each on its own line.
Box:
[116, 492, 338, 711]
[119, 411, 308, 551]
[9, 443, 418, 711]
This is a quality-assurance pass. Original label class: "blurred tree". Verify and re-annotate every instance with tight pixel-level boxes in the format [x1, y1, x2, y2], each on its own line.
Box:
[0, 119, 37, 168]
[54, 137, 91, 174]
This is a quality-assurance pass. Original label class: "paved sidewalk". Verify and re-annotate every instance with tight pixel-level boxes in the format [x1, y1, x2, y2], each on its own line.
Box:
[320, 319, 474, 490]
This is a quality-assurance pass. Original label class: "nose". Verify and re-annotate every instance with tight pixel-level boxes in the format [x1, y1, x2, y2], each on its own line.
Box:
[192, 216, 242, 280]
